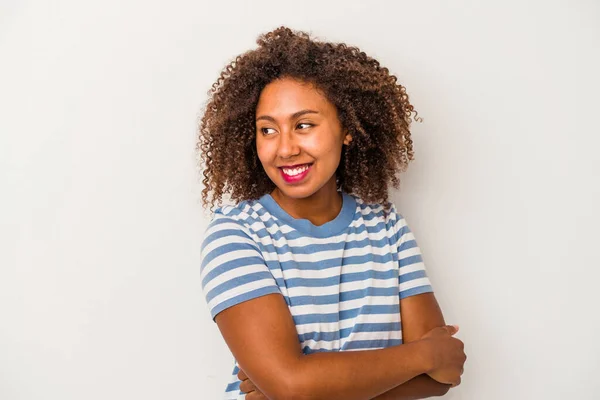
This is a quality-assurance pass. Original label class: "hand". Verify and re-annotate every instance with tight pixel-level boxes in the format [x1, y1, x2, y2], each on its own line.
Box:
[420, 325, 466, 387]
[238, 368, 268, 399]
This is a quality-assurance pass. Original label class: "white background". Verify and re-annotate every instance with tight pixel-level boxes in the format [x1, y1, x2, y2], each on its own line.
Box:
[1, 1, 599, 399]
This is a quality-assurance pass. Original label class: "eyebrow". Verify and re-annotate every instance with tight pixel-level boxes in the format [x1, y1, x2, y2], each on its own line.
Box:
[256, 109, 319, 123]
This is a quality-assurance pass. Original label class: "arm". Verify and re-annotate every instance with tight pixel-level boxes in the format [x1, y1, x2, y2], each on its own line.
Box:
[371, 293, 452, 399]
[239, 370, 448, 400]
[203, 214, 458, 399]
[368, 210, 455, 399]
[215, 292, 436, 400]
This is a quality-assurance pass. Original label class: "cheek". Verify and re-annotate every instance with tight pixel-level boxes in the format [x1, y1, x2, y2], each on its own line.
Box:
[256, 148, 265, 163]
[256, 143, 282, 172]
[305, 136, 341, 162]
[255, 140, 269, 163]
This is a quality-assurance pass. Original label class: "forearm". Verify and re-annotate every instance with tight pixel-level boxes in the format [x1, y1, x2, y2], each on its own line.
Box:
[286, 340, 433, 400]
[370, 374, 450, 400]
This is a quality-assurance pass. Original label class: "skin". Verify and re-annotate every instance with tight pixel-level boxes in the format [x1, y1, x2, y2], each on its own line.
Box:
[238, 293, 457, 399]
[217, 76, 466, 399]
[255, 76, 353, 226]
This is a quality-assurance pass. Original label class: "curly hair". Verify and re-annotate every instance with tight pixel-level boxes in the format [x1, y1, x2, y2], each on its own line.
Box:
[196, 26, 422, 213]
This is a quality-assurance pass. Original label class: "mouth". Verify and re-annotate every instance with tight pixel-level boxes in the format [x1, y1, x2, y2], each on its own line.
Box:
[279, 163, 313, 183]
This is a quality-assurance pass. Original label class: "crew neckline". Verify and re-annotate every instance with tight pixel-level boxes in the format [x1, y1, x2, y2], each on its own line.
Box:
[258, 191, 356, 238]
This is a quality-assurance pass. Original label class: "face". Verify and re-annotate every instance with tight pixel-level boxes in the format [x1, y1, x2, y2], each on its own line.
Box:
[255, 77, 352, 200]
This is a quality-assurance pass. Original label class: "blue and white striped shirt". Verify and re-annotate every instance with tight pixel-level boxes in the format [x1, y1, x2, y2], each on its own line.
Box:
[200, 191, 433, 399]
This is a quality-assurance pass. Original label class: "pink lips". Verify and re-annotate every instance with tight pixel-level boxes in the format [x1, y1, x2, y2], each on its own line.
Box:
[280, 164, 312, 183]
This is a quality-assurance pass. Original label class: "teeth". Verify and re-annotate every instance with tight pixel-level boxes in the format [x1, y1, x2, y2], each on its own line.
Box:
[282, 164, 310, 176]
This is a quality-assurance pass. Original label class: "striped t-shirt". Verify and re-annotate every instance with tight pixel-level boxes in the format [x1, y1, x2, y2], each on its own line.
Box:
[200, 191, 433, 399]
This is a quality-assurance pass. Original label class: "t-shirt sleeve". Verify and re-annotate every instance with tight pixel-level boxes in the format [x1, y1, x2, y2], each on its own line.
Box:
[391, 206, 434, 299]
[200, 214, 281, 321]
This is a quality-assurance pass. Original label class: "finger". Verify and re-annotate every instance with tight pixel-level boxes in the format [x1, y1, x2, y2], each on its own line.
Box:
[451, 377, 462, 387]
[246, 390, 268, 400]
[237, 369, 248, 381]
[445, 325, 459, 334]
[239, 378, 258, 394]
[238, 379, 249, 394]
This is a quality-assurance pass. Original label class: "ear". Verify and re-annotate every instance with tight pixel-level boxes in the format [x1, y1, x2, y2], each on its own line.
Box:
[343, 131, 353, 146]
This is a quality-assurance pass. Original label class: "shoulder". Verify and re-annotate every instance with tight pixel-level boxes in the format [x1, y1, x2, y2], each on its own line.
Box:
[205, 198, 261, 232]
[213, 197, 261, 222]
[201, 198, 263, 252]
[350, 194, 412, 244]
[351, 194, 401, 225]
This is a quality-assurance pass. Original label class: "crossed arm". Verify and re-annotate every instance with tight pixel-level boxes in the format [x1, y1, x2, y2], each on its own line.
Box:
[215, 292, 453, 399]
[369, 292, 451, 399]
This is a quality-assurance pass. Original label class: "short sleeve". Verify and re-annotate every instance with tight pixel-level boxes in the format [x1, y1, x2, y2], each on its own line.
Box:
[391, 207, 434, 299]
[200, 215, 281, 321]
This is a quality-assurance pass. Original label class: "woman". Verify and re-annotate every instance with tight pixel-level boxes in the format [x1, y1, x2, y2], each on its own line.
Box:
[198, 26, 466, 399]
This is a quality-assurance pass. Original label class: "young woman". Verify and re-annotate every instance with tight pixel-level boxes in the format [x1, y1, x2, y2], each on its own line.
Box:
[198, 26, 466, 400]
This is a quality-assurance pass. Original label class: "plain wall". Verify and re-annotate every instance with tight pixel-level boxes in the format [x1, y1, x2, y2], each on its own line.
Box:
[1, 0, 599, 399]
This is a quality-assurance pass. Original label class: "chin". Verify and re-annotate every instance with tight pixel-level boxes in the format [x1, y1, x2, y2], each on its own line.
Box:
[275, 187, 314, 199]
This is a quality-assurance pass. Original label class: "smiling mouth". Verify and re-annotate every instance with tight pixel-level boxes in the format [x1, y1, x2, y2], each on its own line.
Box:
[279, 163, 313, 182]
[279, 163, 312, 174]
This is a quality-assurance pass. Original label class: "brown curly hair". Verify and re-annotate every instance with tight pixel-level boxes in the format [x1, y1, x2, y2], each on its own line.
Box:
[197, 26, 422, 213]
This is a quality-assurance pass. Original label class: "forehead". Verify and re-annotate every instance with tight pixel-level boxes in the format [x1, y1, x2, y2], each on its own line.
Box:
[255, 77, 334, 116]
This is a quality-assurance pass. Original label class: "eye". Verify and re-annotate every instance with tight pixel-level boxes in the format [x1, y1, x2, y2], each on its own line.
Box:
[260, 127, 277, 135]
[297, 123, 313, 130]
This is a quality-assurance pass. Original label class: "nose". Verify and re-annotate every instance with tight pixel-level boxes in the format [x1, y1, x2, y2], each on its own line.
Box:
[277, 130, 300, 159]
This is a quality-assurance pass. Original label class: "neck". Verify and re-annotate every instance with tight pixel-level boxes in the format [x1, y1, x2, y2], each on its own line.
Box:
[270, 179, 342, 227]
